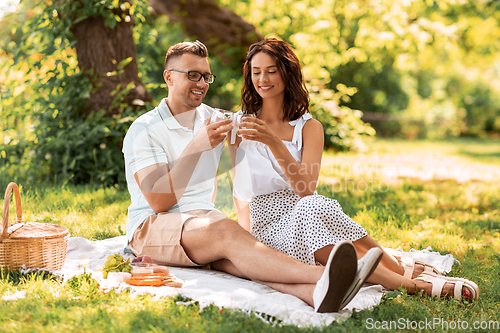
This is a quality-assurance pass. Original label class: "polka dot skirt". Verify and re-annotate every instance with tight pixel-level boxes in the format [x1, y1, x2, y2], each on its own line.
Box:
[249, 190, 368, 265]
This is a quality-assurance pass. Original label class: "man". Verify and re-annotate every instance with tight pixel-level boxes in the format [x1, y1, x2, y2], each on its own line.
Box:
[122, 40, 380, 312]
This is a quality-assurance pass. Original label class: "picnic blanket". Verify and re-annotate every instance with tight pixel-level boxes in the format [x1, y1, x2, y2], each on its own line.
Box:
[57, 236, 457, 327]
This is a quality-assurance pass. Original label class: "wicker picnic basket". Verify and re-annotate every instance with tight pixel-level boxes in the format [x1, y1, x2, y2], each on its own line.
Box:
[0, 182, 70, 270]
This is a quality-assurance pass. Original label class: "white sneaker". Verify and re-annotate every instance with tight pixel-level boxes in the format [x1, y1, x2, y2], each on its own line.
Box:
[313, 241, 357, 313]
[340, 247, 383, 309]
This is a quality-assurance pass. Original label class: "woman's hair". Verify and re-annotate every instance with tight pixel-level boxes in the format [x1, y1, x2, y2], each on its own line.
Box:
[164, 40, 208, 71]
[241, 38, 309, 121]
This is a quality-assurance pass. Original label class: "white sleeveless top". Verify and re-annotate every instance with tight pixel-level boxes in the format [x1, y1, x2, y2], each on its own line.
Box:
[232, 113, 313, 202]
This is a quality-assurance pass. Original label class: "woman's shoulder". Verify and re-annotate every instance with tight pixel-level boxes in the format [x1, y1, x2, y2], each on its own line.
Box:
[302, 117, 324, 146]
[303, 117, 323, 131]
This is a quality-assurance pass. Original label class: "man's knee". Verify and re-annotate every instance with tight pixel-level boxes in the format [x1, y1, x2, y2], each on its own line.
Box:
[180, 218, 246, 263]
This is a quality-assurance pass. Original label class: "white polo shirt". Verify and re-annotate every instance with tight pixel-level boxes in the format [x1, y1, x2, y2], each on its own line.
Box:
[122, 99, 224, 241]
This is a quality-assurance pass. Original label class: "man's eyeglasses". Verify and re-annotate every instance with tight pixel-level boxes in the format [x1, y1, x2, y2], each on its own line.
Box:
[169, 70, 216, 84]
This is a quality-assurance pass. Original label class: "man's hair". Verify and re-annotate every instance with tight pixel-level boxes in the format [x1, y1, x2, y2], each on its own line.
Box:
[241, 38, 309, 121]
[164, 40, 208, 71]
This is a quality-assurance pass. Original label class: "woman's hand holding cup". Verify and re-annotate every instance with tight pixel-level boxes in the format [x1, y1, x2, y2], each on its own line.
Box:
[236, 112, 257, 137]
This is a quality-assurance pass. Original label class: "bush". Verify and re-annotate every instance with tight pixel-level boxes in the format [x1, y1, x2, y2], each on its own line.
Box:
[0, 0, 378, 186]
[309, 82, 376, 151]
[0, 0, 154, 186]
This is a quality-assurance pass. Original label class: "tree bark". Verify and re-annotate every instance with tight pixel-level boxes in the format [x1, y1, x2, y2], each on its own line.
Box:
[148, 0, 262, 64]
[69, 1, 152, 116]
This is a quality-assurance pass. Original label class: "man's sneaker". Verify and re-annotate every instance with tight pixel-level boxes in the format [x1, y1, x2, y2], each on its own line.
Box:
[340, 247, 383, 309]
[313, 241, 357, 313]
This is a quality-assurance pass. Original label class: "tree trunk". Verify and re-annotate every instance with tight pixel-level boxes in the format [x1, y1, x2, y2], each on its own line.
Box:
[68, 0, 260, 115]
[148, 0, 262, 64]
[70, 1, 152, 116]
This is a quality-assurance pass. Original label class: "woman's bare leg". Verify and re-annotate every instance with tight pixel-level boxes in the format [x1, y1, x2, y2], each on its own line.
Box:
[314, 235, 433, 281]
[352, 235, 403, 274]
[367, 264, 473, 299]
[366, 263, 419, 293]
[314, 236, 400, 271]
[314, 244, 334, 265]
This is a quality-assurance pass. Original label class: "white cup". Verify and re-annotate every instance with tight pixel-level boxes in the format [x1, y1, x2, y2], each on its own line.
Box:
[211, 108, 234, 123]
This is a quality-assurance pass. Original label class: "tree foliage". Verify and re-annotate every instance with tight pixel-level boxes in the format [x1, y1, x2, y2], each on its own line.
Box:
[219, 0, 500, 138]
[0, 0, 153, 185]
[0, 0, 260, 186]
[1, 0, 499, 186]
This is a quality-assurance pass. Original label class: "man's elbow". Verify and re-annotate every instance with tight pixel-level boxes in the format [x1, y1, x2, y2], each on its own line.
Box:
[150, 203, 165, 214]
[147, 196, 176, 214]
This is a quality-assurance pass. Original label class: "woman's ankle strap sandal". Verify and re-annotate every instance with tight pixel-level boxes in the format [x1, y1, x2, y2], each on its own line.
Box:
[399, 257, 442, 279]
[414, 271, 478, 301]
[437, 275, 479, 298]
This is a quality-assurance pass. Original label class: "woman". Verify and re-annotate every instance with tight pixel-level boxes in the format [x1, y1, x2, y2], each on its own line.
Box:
[230, 38, 478, 302]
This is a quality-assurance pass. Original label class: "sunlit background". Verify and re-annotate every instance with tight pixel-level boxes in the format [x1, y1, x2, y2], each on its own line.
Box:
[0, 0, 18, 17]
[1, 0, 499, 187]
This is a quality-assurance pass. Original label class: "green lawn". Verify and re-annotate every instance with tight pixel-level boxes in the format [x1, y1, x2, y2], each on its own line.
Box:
[1, 138, 499, 332]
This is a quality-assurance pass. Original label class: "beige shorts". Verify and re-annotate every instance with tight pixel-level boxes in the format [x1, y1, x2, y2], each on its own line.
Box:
[129, 209, 228, 267]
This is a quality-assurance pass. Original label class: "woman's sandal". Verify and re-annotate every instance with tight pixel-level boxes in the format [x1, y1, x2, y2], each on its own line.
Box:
[414, 271, 478, 301]
[398, 256, 442, 279]
[439, 275, 479, 298]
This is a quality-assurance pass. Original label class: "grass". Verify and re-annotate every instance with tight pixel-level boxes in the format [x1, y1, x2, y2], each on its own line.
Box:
[1, 138, 500, 332]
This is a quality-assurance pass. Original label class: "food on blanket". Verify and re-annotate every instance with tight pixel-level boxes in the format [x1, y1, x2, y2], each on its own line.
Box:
[132, 255, 154, 264]
[125, 273, 184, 288]
[129, 273, 165, 279]
[101, 253, 132, 279]
[153, 265, 170, 276]
[130, 262, 157, 276]
[126, 278, 165, 287]
[126, 256, 181, 287]
[163, 275, 183, 288]
[131, 255, 170, 275]
[107, 272, 132, 283]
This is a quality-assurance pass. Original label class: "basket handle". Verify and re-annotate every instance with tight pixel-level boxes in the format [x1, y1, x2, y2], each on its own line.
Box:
[2, 182, 24, 239]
